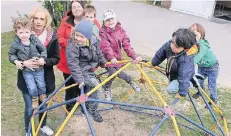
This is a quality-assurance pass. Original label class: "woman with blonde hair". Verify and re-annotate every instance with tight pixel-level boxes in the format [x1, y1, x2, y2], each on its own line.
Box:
[17, 6, 60, 136]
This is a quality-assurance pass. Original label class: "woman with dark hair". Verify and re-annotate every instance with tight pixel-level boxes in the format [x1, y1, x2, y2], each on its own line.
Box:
[57, 1, 101, 112]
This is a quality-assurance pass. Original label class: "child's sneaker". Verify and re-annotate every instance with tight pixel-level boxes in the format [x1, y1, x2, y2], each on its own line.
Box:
[89, 110, 103, 123]
[192, 92, 200, 99]
[32, 97, 38, 109]
[40, 126, 54, 136]
[128, 81, 140, 92]
[39, 94, 47, 102]
[105, 87, 112, 101]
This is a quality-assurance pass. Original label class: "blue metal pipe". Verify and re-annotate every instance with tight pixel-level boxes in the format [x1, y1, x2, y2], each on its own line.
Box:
[37, 75, 72, 110]
[176, 112, 216, 136]
[80, 103, 96, 136]
[171, 98, 179, 107]
[74, 107, 114, 116]
[197, 88, 225, 136]
[88, 98, 163, 112]
[35, 98, 77, 115]
[188, 92, 204, 127]
[119, 106, 196, 131]
[119, 106, 162, 117]
[149, 114, 169, 136]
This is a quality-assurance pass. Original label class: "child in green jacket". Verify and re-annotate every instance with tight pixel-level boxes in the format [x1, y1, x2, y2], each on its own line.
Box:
[190, 23, 219, 104]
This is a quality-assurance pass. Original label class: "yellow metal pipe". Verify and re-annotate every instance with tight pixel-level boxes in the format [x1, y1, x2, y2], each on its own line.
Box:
[151, 80, 168, 86]
[170, 116, 181, 136]
[54, 95, 69, 114]
[135, 64, 167, 107]
[223, 118, 230, 136]
[31, 117, 36, 136]
[87, 63, 132, 96]
[35, 99, 53, 135]
[55, 102, 80, 136]
[143, 82, 159, 107]
[105, 60, 131, 65]
[198, 87, 223, 115]
[58, 83, 78, 93]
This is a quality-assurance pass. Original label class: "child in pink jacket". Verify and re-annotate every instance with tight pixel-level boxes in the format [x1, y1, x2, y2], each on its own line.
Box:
[100, 9, 142, 101]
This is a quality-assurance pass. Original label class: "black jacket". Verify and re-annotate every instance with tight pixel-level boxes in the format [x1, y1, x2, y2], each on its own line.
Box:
[66, 35, 106, 84]
[17, 32, 60, 94]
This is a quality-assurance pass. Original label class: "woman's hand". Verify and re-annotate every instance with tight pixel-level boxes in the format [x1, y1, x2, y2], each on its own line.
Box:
[23, 59, 40, 69]
[38, 58, 45, 66]
[14, 60, 24, 70]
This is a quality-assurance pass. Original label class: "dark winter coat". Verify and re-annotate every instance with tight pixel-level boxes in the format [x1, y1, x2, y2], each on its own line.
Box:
[152, 40, 198, 96]
[66, 35, 106, 84]
[99, 22, 137, 61]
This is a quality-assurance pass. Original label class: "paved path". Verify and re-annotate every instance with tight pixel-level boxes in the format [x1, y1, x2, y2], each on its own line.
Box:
[1, 1, 231, 87]
[1, 1, 42, 32]
[93, 1, 231, 87]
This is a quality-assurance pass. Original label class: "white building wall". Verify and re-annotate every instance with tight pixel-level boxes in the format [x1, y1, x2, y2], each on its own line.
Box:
[170, 0, 216, 18]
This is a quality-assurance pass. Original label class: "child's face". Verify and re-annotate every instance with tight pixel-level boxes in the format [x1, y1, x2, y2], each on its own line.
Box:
[84, 12, 95, 23]
[16, 27, 31, 43]
[104, 18, 116, 28]
[170, 37, 184, 54]
[74, 32, 88, 45]
[189, 25, 201, 41]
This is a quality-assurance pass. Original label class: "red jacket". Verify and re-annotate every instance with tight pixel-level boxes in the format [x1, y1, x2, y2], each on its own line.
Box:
[99, 22, 137, 61]
[56, 16, 101, 74]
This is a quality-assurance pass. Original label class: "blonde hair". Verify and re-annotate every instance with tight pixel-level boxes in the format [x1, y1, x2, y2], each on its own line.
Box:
[29, 6, 52, 30]
[83, 5, 96, 17]
[13, 17, 31, 32]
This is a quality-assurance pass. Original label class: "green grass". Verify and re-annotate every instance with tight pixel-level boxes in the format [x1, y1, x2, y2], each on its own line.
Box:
[1, 31, 231, 135]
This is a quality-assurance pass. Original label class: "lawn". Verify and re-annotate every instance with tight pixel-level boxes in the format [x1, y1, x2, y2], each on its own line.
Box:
[1, 31, 231, 136]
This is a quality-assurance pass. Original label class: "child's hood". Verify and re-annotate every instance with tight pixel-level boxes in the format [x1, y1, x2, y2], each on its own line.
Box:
[186, 44, 198, 56]
[198, 39, 210, 49]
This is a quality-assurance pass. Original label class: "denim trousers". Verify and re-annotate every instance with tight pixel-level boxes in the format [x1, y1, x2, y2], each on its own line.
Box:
[198, 62, 219, 101]
[22, 68, 46, 97]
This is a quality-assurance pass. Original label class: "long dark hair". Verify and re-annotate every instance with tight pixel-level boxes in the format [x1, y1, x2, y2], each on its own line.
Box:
[66, 0, 85, 26]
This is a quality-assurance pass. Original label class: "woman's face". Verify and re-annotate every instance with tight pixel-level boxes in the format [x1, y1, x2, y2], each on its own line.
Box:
[104, 18, 116, 28]
[33, 11, 46, 31]
[72, 2, 84, 18]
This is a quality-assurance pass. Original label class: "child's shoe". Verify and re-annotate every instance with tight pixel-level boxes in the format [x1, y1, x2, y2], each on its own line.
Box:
[89, 110, 103, 123]
[39, 94, 47, 102]
[32, 97, 38, 109]
[40, 126, 54, 136]
[192, 92, 200, 99]
[105, 87, 112, 101]
[128, 81, 140, 92]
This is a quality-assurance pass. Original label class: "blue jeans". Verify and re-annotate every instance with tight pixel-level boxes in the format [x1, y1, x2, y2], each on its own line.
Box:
[22, 68, 46, 97]
[167, 80, 193, 94]
[22, 92, 47, 132]
[198, 62, 219, 101]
